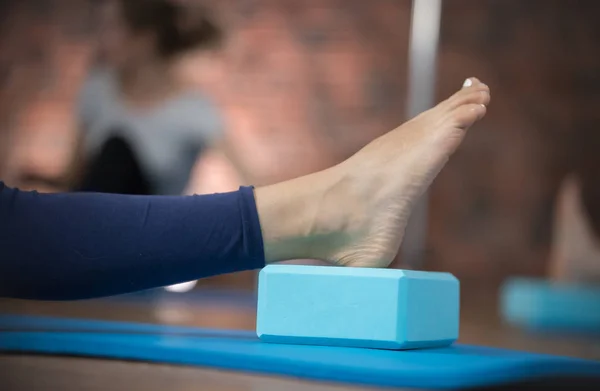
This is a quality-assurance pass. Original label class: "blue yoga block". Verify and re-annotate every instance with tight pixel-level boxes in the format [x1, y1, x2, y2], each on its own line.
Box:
[256, 265, 460, 350]
[501, 277, 600, 333]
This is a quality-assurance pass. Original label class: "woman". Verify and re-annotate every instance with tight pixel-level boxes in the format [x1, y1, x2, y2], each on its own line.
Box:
[72, 0, 245, 196]
[73, 0, 246, 293]
[0, 77, 491, 300]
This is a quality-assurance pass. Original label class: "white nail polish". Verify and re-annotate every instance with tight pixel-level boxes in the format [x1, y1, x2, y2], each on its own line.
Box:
[463, 78, 473, 88]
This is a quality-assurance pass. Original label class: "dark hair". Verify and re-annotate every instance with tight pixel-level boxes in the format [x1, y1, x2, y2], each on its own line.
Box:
[119, 0, 223, 58]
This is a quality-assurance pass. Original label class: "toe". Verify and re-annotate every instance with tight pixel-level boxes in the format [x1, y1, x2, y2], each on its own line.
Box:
[447, 79, 490, 109]
[451, 103, 487, 129]
[462, 77, 482, 88]
[451, 89, 491, 108]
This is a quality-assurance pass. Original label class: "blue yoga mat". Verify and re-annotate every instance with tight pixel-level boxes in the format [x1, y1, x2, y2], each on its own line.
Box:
[1, 315, 599, 390]
[501, 278, 600, 334]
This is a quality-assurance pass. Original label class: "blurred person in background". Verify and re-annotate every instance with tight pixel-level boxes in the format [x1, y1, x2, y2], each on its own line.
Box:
[69, 0, 246, 294]
[549, 176, 600, 283]
[549, 137, 600, 284]
[67, 0, 245, 197]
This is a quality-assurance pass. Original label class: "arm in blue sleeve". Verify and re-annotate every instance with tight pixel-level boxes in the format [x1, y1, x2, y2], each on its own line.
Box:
[0, 182, 265, 300]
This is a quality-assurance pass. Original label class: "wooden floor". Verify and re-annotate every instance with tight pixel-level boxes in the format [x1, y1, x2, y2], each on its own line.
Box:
[1, 285, 599, 390]
[1, 355, 388, 391]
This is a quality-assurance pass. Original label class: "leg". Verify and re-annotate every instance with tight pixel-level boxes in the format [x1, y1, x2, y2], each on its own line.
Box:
[0, 78, 489, 300]
[78, 135, 153, 195]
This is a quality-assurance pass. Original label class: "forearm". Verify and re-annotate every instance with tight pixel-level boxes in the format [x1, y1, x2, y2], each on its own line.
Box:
[62, 132, 87, 190]
[0, 183, 264, 300]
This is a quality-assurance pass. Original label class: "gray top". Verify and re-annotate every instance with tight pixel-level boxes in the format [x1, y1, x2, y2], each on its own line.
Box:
[77, 68, 223, 195]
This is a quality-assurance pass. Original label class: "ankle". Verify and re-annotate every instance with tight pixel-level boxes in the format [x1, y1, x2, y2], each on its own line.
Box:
[254, 165, 356, 263]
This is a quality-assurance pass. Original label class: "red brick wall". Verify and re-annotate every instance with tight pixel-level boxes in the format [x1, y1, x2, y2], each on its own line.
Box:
[189, 0, 412, 183]
[430, 0, 600, 285]
[1, 0, 599, 287]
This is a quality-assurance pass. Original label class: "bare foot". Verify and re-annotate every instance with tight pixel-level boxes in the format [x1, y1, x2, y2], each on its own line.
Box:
[255, 78, 490, 267]
[549, 175, 600, 283]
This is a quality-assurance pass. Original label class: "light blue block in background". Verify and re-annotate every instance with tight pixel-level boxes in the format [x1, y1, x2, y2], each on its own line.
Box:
[256, 265, 460, 350]
[501, 278, 600, 334]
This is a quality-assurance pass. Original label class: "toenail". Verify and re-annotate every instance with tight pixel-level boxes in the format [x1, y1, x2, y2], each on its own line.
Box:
[463, 78, 473, 88]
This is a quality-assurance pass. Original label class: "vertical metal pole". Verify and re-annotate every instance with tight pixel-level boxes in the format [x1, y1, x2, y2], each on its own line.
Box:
[401, 0, 443, 269]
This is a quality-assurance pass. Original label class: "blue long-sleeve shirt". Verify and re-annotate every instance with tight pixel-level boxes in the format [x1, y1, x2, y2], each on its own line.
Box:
[0, 182, 265, 300]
